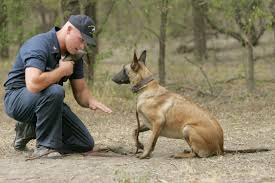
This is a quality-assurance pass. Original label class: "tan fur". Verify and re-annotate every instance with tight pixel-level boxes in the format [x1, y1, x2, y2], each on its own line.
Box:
[126, 62, 224, 159]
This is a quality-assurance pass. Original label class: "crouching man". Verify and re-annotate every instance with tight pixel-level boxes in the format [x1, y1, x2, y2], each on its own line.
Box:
[3, 15, 112, 158]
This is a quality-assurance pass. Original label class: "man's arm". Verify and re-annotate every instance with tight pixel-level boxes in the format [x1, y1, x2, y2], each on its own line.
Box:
[25, 59, 74, 93]
[70, 78, 112, 113]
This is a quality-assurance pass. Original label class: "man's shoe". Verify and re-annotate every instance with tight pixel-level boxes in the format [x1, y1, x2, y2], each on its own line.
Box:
[26, 146, 61, 160]
[13, 121, 36, 151]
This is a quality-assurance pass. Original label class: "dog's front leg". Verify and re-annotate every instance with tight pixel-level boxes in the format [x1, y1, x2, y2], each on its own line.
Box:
[138, 121, 163, 159]
[133, 124, 150, 152]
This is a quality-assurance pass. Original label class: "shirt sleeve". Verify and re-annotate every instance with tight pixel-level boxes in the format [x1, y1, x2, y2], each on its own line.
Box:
[20, 39, 48, 71]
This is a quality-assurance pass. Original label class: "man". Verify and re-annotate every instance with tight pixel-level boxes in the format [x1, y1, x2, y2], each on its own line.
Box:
[3, 15, 112, 157]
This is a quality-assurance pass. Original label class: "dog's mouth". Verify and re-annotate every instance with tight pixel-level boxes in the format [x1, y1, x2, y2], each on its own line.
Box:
[112, 78, 130, 84]
[112, 74, 130, 84]
[112, 67, 130, 84]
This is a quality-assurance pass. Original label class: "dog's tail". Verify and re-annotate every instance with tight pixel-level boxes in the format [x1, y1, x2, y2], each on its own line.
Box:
[224, 148, 270, 154]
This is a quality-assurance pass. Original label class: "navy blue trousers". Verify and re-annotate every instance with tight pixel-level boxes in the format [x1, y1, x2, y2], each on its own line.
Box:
[4, 84, 94, 153]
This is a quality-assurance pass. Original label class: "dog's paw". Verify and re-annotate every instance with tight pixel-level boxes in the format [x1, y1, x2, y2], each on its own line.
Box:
[134, 149, 143, 154]
[137, 153, 151, 159]
[136, 142, 144, 150]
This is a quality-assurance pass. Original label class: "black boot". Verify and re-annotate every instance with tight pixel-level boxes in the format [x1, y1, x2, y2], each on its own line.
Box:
[13, 121, 36, 151]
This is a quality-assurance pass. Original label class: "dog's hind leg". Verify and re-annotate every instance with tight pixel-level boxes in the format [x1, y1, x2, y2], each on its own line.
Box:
[138, 121, 164, 159]
[172, 126, 196, 158]
[173, 125, 213, 158]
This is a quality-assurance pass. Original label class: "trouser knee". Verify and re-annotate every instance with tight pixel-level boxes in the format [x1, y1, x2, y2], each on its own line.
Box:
[44, 84, 65, 103]
[79, 135, 94, 152]
[87, 136, 95, 151]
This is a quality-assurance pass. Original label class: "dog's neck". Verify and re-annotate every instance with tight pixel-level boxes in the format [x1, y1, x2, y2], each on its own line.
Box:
[131, 75, 154, 93]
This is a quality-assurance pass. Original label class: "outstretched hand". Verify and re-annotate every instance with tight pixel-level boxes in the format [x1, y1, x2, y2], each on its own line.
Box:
[89, 99, 112, 113]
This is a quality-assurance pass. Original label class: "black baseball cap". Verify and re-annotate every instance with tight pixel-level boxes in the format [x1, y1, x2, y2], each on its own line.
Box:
[68, 15, 96, 46]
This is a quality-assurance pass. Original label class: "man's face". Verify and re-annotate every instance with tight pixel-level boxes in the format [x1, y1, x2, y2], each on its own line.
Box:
[65, 26, 86, 55]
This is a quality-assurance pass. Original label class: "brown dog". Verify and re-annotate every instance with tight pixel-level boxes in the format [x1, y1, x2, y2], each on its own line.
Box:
[112, 50, 268, 159]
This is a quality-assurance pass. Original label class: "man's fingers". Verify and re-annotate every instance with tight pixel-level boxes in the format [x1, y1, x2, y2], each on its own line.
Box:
[97, 103, 112, 113]
[90, 102, 112, 113]
[99, 104, 112, 113]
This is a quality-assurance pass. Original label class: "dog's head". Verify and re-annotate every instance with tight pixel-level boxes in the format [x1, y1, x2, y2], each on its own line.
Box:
[112, 50, 152, 86]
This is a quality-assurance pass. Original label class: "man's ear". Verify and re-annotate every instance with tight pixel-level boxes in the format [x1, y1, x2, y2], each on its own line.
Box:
[67, 25, 73, 34]
[139, 50, 146, 64]
[131, 51, 140, 72]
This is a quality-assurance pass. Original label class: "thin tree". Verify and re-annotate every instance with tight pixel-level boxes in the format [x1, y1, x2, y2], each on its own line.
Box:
[206, 0, 267, 93]
[269, 0, 275, 57]
[130, 0, 169, 85]
[158, 0, 168, 85]
[83, 0, 97, 84]
[82, 0, 115, 84]
[14, 0, 24, 47]
[191, 0, 207, 62]
[61, 0, 80, 21]
[33, 0, 58, 32]
[0, 2, 9, 58]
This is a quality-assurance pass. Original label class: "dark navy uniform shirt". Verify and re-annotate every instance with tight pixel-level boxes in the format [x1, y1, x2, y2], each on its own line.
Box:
[4, 27, 84, 89]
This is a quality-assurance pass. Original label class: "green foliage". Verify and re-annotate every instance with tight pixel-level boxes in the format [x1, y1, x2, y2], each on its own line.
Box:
[1, 0, 275, 60]
[98, 0, 189, 43]
[209, 0, 273, 29]
[1, 0, 275, 48]
[1, 0, 61, 48]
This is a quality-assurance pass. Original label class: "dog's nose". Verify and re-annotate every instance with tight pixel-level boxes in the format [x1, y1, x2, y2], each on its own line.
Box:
[112, 76, 118, 83]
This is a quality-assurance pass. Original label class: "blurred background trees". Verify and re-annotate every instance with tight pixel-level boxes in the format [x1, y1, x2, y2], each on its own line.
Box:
[0, 0, 274, 94]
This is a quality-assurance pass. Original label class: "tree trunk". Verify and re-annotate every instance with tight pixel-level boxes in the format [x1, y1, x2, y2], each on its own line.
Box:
[61, 0, 80, 21]
[271, 0, 275, 55]
[58, 0, 65, 25]
[191, 0, 207, 62]
[246, 41, 255, 93]
[15, 0, 24, 47]
[159, 0, 168, 86]
[269, 0, 275, 79]
[36, 4, 57, 32]
[83, 1, 97, 85]
[0, 3, 9, 58]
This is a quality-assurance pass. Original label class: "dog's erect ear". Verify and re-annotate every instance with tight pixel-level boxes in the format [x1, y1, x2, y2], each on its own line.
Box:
[131, 51, 140, 72]
[134, 50, 138, 63]
[139, 50, 146, 64]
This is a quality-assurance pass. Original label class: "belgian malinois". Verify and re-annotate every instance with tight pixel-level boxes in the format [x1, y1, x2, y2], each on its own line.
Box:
[112, 50, 269, 159]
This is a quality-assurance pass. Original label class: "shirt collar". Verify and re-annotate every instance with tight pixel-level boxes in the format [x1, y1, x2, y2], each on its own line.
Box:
[50, 27, 61, 55]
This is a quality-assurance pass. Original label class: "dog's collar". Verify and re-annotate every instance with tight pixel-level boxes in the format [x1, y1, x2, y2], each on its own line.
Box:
[131, 75, 154, 93]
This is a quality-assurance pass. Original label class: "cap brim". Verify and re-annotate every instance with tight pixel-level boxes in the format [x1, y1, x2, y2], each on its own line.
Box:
[81, 33, 96, 46]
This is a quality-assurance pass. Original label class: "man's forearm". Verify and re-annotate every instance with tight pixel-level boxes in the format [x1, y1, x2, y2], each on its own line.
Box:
[74, 89, 91, 108]
[26, 67, 65, 93]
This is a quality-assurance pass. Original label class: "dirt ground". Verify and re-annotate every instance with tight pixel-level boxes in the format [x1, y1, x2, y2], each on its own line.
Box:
[1, 84, 275, 183]
[1, 37, 275, 183]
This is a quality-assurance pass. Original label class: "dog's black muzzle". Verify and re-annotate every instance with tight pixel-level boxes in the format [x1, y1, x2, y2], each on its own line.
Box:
[112, 66, 130, 84]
